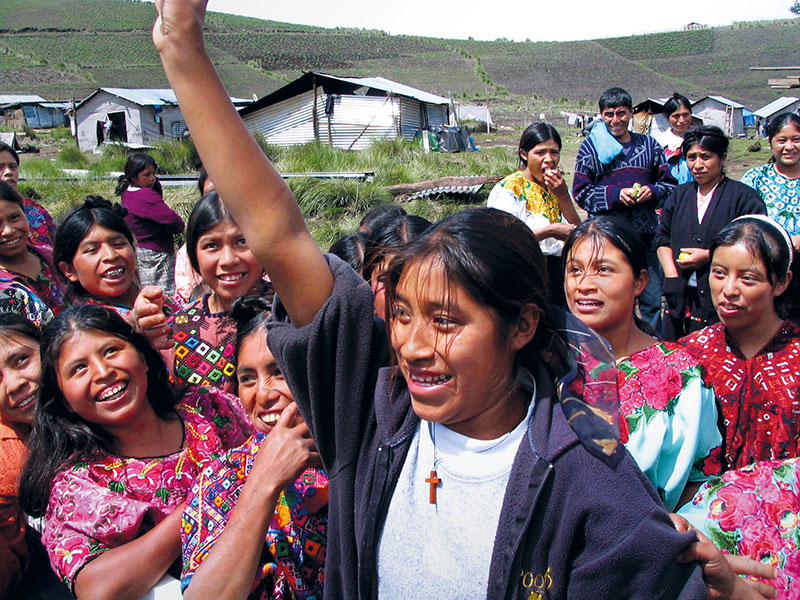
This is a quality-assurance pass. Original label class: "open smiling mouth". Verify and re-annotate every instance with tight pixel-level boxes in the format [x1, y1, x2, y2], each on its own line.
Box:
[408, 373, 452, 387]
[218, 273, 246, 282]
[103, 267, 126, 279]
[97, 382, 128, 402]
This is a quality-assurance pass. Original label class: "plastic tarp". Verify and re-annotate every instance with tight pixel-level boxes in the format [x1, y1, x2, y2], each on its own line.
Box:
[429, 124, 474, 153]
[455, 105, 493, 127]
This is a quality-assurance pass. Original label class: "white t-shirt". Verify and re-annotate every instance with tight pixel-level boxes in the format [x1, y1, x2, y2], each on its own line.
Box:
[377, 388, 538, 599]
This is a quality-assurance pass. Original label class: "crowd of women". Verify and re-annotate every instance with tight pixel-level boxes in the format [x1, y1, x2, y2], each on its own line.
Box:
[2, 1, 800, 598]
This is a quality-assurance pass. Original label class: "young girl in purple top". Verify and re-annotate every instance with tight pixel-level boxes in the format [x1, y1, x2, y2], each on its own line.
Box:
[115, 152, 184, 295]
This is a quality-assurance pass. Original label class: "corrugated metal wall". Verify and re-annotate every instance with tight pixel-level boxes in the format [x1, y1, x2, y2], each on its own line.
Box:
[426, 104, 448, 127]
[242, 90, 316, 146]
[324, 95, 399, 150]
[242, 90, 449, 149]
[399, 97, 422, 138]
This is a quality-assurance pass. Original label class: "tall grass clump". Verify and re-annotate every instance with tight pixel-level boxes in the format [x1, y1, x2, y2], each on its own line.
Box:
[56, 145, 88, 168]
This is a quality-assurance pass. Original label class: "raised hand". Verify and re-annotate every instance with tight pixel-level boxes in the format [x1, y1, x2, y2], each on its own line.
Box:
[152, 0, 207, 53]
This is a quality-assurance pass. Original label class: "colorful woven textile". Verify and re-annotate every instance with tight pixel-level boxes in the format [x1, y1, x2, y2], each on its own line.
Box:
[182, 432, 328, 599]
[681, 321, 800, 470]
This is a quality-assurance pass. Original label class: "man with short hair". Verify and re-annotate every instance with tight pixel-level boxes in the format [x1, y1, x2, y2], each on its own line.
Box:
[572, 87, 676, 330]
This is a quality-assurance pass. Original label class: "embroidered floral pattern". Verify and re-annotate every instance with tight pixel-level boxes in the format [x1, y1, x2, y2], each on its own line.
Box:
[685, 458, 800, 599]
[617, 342, 722, 509]
[41, 388, 250, 589]
[495, 171, 561, 224]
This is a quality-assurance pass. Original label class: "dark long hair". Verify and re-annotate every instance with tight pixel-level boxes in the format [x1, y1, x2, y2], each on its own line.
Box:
[0, 312, 41, 344]
[0, 179, 24, 208]
[383, 208, 550, 379]
[329, 232, 367, 276]
[681, 125, 729, 159]
[562, 216, 656, 336]
[53, 196, 134, 296]
[18, 305, 180, 517]
[230, 295, 272, 353]
[363, 214, 431, 281]
[518, 122, 562, 168]
[662, 93, 692, 118]
[767, 112, 800, 142]
[115, 151, 161, 196]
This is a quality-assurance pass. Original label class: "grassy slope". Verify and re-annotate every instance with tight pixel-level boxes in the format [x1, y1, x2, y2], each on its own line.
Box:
[1, 0, 799, 109]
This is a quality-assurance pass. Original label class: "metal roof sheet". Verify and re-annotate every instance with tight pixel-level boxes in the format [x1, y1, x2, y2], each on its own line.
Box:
[84, 88, 251, 107]
[753, 96, 799, 118]
[695, 95, 745, 109]
[315, 74, 450, 105]
[0, 94, 47, 104]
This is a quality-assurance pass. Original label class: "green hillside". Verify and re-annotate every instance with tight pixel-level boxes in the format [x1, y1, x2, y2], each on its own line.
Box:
[1, 0, 799, 111]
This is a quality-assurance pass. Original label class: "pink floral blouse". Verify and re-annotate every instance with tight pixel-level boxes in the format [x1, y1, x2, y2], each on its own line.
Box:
[41, 387, 251, 590]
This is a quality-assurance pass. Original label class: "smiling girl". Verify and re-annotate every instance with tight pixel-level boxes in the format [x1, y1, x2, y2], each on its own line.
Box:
[0, 181, 70, 327]
[55, 196, 147, 315]
[181, 296, 327, 600]
[655, 126, 766, 340]
[563, 217, 721, 510]
[681, 215, 799, 472]
[18, 305, 250, 598]
[0, 314, 41, 595]
[162, 192, 271, 393]
[145, 2, 749, 597]
[655, 93, 695, 185]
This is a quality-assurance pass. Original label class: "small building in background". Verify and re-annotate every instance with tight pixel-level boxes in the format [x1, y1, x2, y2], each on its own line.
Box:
[691, 95, 746, 137]
[754, 97, 800, 122]
[239, 72, 450, 150]
[0, 95, 68, 129]
[73, 88, 251, 152]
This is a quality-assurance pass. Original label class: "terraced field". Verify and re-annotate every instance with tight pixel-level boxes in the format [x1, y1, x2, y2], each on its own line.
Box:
[0, 0, 798, 114]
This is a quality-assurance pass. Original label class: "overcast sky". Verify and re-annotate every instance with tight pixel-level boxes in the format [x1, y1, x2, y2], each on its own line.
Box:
[200, 0, 796, 42]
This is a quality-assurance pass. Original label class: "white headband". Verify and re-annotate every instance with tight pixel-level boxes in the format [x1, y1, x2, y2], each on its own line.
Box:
[731, 214, 794, 272]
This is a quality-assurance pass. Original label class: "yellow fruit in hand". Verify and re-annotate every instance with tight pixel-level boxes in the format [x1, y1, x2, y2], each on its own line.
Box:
[678, 251, 690, 261]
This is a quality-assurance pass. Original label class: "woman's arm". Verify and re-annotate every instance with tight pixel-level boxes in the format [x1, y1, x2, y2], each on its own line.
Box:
[73, 503, 183, 600]
[183, 405, 318, 600]
[152, 0, 332, 326]
[658, 245, 680, 278]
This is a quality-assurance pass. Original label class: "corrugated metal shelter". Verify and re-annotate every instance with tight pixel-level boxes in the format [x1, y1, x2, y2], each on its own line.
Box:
[239, 73, 450, 150]
[691, 95, 746, 137]
[754, 97, 800, 120]
[73, 88, 251, 152]
[0, 95, 67, 129]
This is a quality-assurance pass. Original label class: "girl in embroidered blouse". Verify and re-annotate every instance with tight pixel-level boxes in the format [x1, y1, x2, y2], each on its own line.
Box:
[17, 305, 250, 598]
[740, 113, 800, 323]
[0, 314, 41, 595]
[0, 181, 70, 327]
[147, 2, 770, 598]
[181, 296, 326, 600]
[487, 123, 581, 305]
[680, 216, 798, 472]
[563, 217, 722, 511]
[655, 126, 766, 341]
[159, 191, 270, 393]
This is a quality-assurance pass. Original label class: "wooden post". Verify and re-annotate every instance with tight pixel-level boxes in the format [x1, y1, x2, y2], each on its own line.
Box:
[312, 74, 319, 142]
